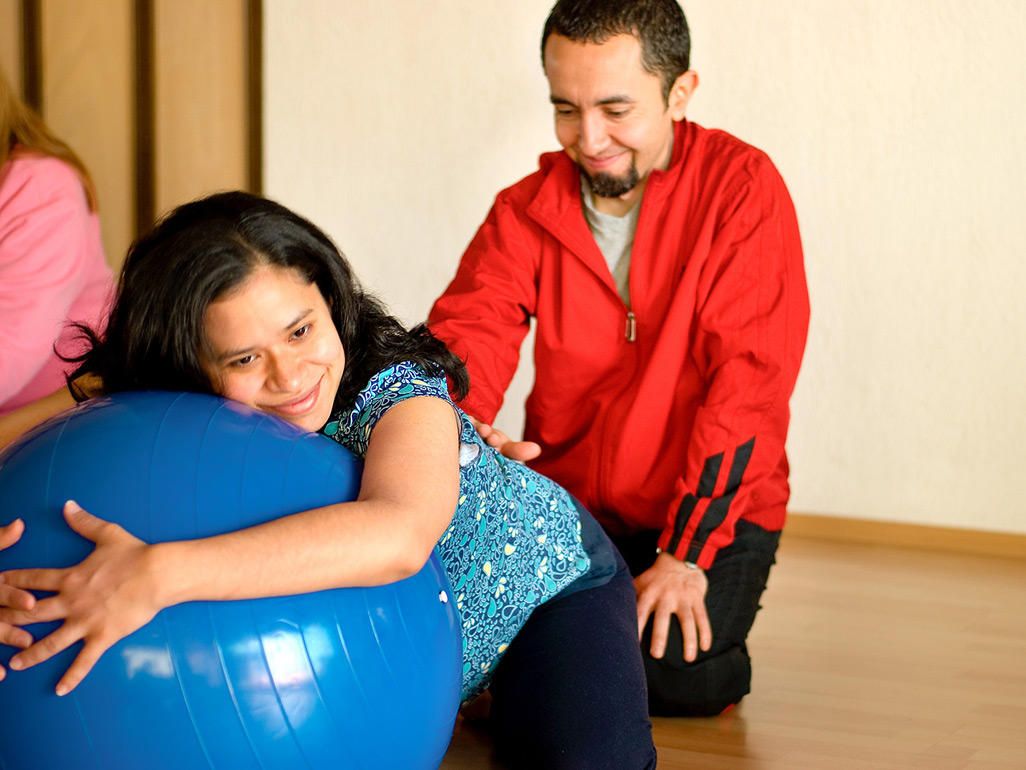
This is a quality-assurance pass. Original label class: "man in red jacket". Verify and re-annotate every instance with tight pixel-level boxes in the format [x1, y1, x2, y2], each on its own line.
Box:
[429, 0, 809, 716]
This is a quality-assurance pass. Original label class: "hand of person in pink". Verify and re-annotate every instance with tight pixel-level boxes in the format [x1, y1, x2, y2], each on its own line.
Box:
[0, 518, 35, 681]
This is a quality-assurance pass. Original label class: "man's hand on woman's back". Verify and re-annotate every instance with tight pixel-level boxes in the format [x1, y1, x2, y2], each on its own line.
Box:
[469, 416, 541, 462]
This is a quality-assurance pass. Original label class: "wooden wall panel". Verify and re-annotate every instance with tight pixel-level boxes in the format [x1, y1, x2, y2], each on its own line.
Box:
[153, 0, 248, 217]
[5, 0, 257, 268]
[40, 0, 135, 268]
[0, 0, 21, 94]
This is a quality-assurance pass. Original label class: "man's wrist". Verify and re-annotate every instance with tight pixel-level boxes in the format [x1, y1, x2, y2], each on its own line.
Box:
[655, 547, 702, 571]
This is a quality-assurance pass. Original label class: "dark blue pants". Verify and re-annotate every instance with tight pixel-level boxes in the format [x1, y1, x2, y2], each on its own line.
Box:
[613, 520, 781, 716]
[488, 552, 657, 769]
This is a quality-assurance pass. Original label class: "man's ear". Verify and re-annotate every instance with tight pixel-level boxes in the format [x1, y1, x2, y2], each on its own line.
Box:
[668, 70, 699, 120]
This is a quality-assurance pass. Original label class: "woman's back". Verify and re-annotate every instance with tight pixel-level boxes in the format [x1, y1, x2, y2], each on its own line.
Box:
[326, 360, 591, 698]
[0, 152, 112, 413]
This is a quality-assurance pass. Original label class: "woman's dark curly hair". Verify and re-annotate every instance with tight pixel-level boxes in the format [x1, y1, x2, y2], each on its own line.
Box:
[68, 191, 468, 416]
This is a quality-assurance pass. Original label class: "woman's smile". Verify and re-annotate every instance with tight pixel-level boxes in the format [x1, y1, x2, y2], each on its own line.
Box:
[264, 376, 324, 418]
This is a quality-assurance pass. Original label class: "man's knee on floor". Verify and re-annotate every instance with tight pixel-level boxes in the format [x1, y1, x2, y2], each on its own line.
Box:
[643, 642, 753, 717]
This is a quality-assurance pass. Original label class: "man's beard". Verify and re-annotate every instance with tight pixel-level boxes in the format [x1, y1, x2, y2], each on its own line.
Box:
[585, 164, 640, 198]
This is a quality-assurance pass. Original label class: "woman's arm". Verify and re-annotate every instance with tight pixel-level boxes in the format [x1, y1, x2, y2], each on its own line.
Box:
[158, 394, 461, 599]
[0, 396, 460, 694]
[0, 386, 76, 450]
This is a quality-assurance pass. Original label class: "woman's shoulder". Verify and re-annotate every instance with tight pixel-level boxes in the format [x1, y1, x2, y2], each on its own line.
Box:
[348, 361, 453, 423]
[365, 361, 448, 395]
[0, 151, 86, 208]
[324, 361, 456, 454]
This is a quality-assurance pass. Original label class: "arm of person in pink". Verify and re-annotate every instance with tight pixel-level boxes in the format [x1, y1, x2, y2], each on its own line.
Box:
[0, 154, 110, 408]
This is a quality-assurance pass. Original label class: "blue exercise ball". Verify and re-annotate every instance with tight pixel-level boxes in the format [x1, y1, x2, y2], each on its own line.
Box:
[0, 392, 461, 770]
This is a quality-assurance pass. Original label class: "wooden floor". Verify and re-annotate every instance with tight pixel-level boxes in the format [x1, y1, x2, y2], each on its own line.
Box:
[441, 534, 1026, 769]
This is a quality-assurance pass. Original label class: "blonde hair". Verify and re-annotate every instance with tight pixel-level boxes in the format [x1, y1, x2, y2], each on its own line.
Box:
[0, 68, 98, 210]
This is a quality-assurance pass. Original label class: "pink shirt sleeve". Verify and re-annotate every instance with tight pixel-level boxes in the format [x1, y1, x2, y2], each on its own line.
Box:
[0, 154, 113, 409]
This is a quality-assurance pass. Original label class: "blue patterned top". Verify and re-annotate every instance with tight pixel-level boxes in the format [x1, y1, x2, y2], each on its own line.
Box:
[322, 362, 591, 700]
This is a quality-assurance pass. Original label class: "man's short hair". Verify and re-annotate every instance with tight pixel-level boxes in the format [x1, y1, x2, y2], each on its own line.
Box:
[541, 0, 691, 101]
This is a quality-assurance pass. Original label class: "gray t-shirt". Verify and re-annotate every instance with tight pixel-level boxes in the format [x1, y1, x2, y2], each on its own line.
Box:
[580, 174, 640, 307]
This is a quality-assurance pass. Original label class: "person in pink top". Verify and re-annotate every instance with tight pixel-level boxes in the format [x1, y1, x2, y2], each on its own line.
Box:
[0, 69, 113, 414]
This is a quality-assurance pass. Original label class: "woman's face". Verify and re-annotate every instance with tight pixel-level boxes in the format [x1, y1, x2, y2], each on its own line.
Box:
[202, 264, 345, 432]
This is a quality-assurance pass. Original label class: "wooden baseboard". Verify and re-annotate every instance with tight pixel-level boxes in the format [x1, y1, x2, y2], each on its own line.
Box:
[784, 512, 1026, 559]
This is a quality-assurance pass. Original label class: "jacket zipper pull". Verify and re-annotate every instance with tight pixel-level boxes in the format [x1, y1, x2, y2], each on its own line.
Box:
[625, 311, 637, 343]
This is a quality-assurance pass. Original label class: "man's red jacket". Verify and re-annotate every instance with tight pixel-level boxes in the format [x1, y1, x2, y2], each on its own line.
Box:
[429, 121, 809, 569]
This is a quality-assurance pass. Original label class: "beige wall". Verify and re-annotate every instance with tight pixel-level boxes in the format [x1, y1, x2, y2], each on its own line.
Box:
[265, 1, 1026, 534]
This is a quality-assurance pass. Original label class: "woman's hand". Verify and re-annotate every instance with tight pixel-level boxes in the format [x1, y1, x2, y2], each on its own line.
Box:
[0, 501, 164, 695]
[0, 519, 35, 682]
